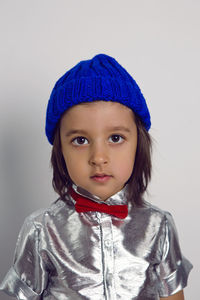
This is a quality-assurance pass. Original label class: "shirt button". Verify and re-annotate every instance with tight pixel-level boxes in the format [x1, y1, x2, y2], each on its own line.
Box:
[104, 239, 111, 247]
[106, 273, 113, 284]
[27, 280, 31, 287]
[96, 212, 101, 219]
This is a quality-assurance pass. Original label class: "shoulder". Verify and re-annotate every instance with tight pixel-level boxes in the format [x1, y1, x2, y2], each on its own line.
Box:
[145, 201, 177, 231]
[136, 202, 182, 251]
[14, 198, 74, 252]
[128, 201, 177, 245]
[131, 200, 173, 225]
[20, 198, 72, 232]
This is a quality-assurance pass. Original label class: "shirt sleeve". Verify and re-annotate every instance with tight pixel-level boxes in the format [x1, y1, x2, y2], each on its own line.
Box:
[0, 215, 49, 300]
[155, 211, 193, 297]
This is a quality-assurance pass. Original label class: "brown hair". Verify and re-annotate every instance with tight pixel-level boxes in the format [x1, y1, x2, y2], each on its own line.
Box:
[51, 113, 152, 207]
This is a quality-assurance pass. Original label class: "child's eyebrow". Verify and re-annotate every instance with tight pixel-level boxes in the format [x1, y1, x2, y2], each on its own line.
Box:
[65, 126, 131, 137]
[65, 129, 88, 137]
[107, 126, 131, 133]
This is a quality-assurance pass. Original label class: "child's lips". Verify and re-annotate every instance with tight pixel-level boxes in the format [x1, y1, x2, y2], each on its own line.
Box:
[90, 174, 112, 183]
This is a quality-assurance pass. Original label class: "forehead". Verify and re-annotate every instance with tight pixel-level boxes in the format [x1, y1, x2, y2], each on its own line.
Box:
[61, 101, 135, 125]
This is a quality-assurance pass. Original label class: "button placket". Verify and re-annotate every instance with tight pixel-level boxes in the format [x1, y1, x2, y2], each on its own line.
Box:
[100, 215, 116, 300]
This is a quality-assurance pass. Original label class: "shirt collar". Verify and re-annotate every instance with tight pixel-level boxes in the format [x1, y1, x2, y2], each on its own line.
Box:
[71, 183, 129, 206]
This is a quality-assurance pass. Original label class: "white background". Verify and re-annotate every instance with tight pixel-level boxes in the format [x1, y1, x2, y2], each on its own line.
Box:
[0, 1, 199, 299]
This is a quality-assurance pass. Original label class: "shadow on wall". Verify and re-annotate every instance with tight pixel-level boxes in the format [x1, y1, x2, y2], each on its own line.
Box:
[0, 126, 33, 283]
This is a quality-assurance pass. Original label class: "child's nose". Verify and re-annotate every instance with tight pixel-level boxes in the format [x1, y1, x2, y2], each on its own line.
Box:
[89, 144, 109, 166]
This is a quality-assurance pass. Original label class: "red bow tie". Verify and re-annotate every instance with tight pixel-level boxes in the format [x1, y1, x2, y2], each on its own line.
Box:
[69, 188, 128, 219]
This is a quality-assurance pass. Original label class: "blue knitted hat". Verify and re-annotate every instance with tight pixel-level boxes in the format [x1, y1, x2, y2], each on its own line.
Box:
[45, 54, 151, 144]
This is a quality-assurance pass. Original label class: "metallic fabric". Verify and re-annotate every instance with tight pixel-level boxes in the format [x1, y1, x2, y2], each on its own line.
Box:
[0, 185, 192, 299]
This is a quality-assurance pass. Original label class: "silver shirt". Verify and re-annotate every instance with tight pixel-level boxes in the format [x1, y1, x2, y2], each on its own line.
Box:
[0, 185, 192, 299]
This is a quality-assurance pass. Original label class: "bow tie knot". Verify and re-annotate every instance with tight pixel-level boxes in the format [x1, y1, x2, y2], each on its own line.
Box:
[69, 188, 128, 219]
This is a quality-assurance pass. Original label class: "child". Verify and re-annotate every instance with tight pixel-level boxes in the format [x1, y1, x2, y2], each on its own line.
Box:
[0, 54, 192, 299]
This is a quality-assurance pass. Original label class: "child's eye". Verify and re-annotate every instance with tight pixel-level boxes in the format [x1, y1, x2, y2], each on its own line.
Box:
[72, 136, 89, 145]
[109, 135, 124, 143]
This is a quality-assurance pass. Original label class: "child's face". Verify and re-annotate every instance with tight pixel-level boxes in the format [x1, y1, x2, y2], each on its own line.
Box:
[60, 101, 137, 201]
